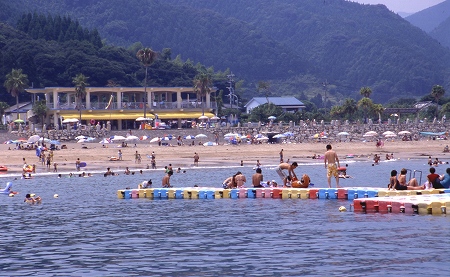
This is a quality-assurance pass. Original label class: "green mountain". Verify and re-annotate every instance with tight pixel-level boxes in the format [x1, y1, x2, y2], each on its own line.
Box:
[406, 0, 450, 49]
[430, 15, 450, 49]
[406, 0, 450, 33]
[1, 0, 450, 104]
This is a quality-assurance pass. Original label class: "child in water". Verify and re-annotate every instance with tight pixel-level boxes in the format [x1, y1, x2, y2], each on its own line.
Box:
[24, 194, 41, 204]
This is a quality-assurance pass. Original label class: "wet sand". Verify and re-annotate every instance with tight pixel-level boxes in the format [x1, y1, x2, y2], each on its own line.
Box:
[2, 139, 449, 175]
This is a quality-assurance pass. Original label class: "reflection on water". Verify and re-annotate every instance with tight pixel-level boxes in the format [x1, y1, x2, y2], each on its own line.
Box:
[1, 159, 449, 276]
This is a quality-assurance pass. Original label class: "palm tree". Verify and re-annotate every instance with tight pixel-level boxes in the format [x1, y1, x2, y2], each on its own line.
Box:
[357, 97, 374, 123]
[342, 98, 358, 120]
[72, 73, 89, 122]
[4, 69, 29, 119]
[136, 48, 157, 119]
[431, 85, 445, 116]
[193, 72, 212, 116]
[359, 87, 372, 98]
[372, 103, 384, 124]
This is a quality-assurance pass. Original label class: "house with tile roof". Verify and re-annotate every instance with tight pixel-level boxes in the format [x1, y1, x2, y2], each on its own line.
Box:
[244, 97, 305, 114]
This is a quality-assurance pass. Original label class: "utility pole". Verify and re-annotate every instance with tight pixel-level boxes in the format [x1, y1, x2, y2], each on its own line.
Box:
[322, 80, 328, 112]
[227, 72, 236, 109]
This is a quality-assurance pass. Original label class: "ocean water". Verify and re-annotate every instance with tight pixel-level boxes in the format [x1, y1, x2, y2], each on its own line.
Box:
[1, 158, 449, 276]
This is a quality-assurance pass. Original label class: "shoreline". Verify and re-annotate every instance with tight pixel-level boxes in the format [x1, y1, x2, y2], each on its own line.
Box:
[2, 139, 448, 179]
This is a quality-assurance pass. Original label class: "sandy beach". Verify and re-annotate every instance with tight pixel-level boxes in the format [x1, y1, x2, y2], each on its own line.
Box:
[2, 138, 450, 176]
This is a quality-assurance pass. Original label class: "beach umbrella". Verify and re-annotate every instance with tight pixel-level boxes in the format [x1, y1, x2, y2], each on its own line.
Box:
[75, 135, 87, 140]
[385, 134, 397, 138]
[398, 131, 411, 135]
[184, 135, 196, 140]
[140, 135, 148, 141]
[150, 137, 160, 143]
[268, 116, 276, 120]
[4, 140, 13, 144]
[257, 136, 269, 141]
[38, 137, 51, 143]
[337, 132, 350, 136]
[364, 131, 377, 137]
[27, 135, 41, 143]
[198, 115, 209, 120]
[62, 118, 78, 123]
[99, 138, 111, 144]
[161, 136, 172, 141]
[111, 135, 126, 142]
[14, 119, 24, 123]
[195, 134, 208, 139]
[211, 116, 220, 120]
[135, 117, 152, 121]
[382, 131, 396, 136]
[203, 141, 217, 146]
[224, 133, 239, 138]
[273, 134, 286, 139]
[125, 135, 139, 141]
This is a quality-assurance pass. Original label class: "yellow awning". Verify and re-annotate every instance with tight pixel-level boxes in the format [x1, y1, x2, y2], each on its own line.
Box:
[58, 111, 215, 120]
[59, 112, 154, 120]
[155, 112, 215, 119]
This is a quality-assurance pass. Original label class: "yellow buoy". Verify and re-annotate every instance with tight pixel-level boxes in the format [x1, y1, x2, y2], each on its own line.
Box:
[53, 194, 59, 198]
[339, 206, 347, 212]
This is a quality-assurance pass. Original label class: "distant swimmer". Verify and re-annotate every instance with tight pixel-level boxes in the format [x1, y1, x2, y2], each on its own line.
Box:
[252, 168, 264, 188]
[275, 162, 298, 183]
[324, 144, 341, 188]
[24, 193, 41, 204]
[162, 170, 173, 188]
[139, 179, 153, 189]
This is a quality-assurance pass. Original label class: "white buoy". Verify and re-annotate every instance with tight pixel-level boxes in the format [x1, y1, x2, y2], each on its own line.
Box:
[53, 194, 59, 198]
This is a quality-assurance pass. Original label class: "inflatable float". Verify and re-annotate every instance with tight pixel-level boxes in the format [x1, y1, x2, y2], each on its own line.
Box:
[1, 182, 18, 195]
[0, 165, 7, 172]
[291, 174, 311, 188]
[23, 164, 33, 172]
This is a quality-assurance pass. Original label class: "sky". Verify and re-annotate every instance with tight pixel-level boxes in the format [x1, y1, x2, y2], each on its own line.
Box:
[353, 0, 446, 14]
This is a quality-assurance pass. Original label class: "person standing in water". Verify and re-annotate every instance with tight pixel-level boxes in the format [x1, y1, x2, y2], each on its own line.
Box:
[324, 144, 341, 188]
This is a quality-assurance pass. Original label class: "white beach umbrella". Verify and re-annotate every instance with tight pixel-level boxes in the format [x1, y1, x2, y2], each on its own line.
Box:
[398, 131, 411, 135]
[150, 137, 160, 143]
[75, 135, 87, 140]
[364, 131, 377, 137]
[224, 133, 239, 138]
[256, 136, 269, 141]
[198, 115, 209, 120]
[203, 141, 217, 146]
[273, 134, 286, 139]
[195, 134, 208, 139]
[62, 118, 79, 123]
[27, 135, 41, 143]
[184, 135, 196, 140]
[136, 117, 152, 121]
[382, 131, 396, 136]
[99, 138, 110, 144]
[385, 134, 397, 138]
[111, 135, 126, 142]
[125, 135, 139, 141]
[337, 132, 350, 136]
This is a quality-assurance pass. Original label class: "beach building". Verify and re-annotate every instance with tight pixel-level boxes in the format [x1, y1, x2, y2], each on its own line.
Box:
[244, 97, 305, 114]
[25, 86, 216, 130]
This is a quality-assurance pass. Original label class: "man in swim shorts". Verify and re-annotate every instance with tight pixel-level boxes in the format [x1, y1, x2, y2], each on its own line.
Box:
[324, 144, 341, 188]
[276, 162, 298, 183]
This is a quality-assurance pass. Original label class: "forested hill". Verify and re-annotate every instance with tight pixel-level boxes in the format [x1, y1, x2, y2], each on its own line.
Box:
[167, 0, 450, 103]
[0, 0, 309, 82]
[406, 0, 450, 48]
[1, 0, 450, 104]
